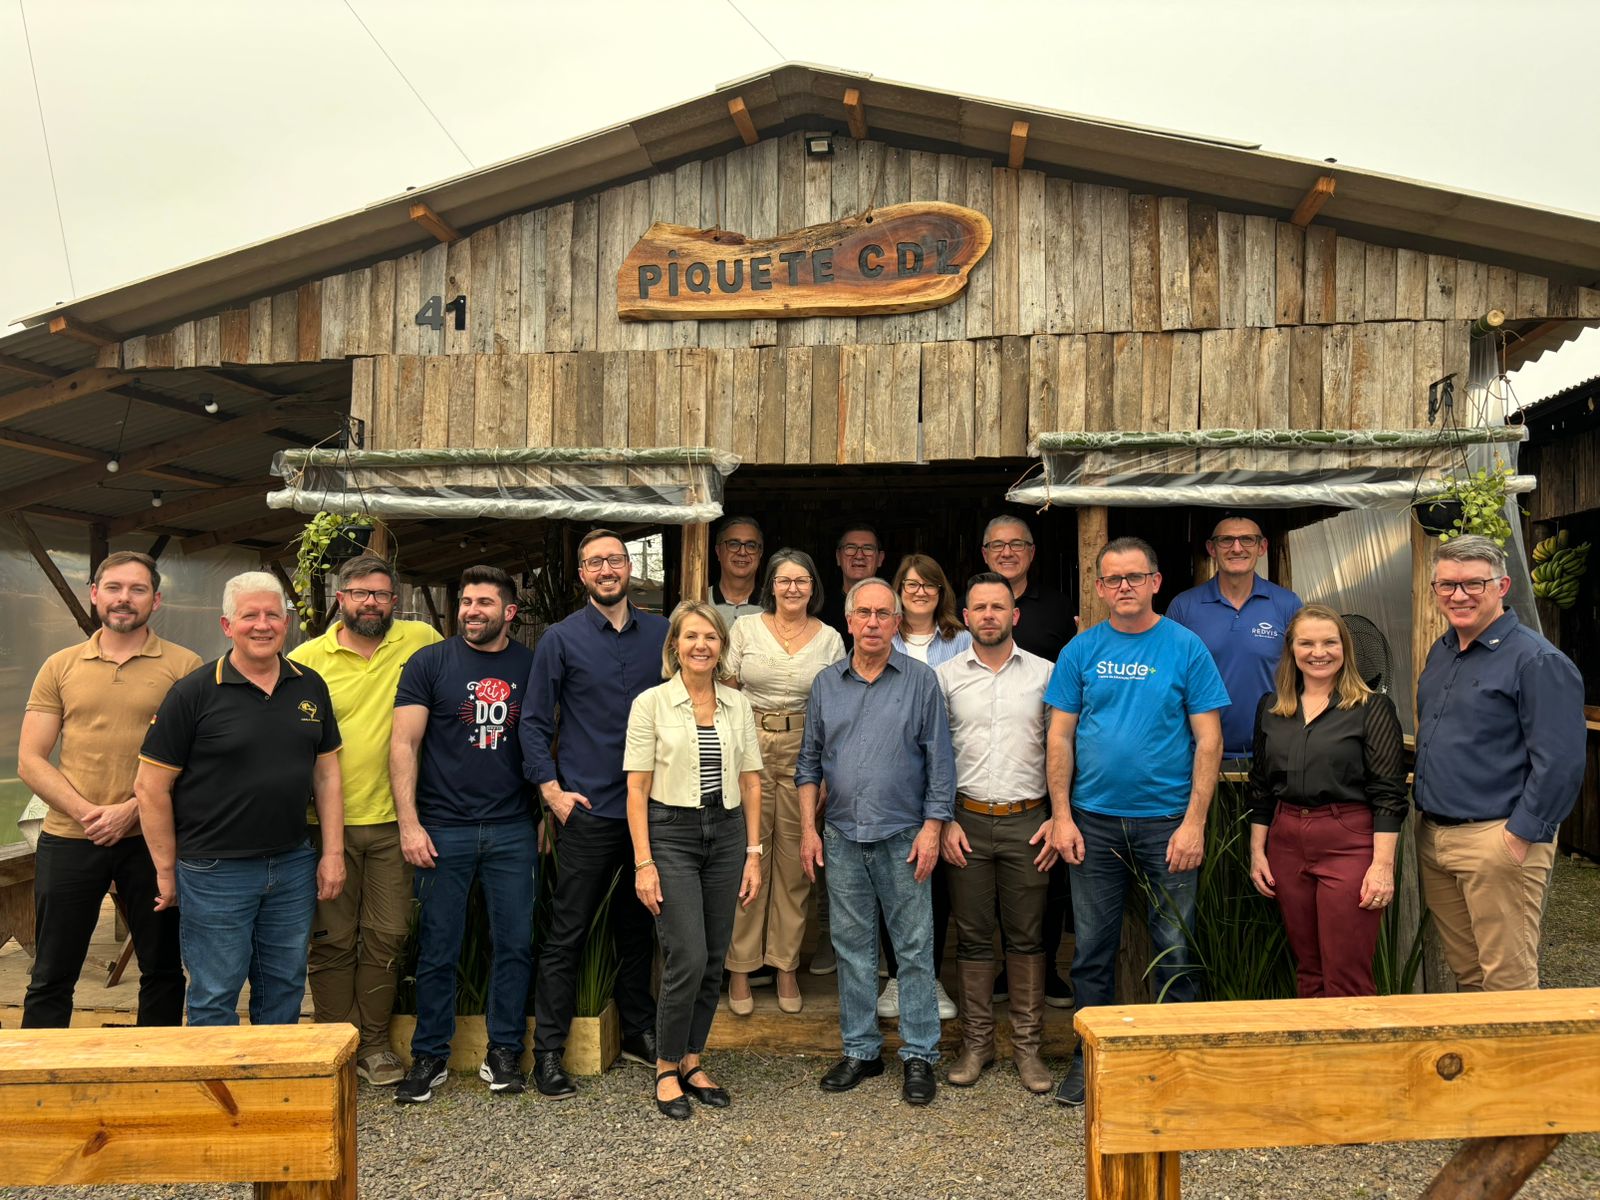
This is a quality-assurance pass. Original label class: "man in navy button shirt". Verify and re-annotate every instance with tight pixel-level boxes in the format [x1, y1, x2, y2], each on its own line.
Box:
[1415, 535, 1583, 992]
[523, 529, 669, 1098]
[1166, 514, 1301, 763]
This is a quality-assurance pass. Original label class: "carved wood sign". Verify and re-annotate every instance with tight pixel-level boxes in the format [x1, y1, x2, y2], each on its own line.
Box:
[617, 201, 992, 320]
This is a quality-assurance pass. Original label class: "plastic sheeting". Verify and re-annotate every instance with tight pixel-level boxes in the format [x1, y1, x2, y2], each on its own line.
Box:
[269, 447, 741, 525]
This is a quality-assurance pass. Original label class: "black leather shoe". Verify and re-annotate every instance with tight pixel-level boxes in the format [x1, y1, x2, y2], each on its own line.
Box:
[1054, 1054, 1086, 1107]
[655, 1070, 692, 1120]
[819, 1055, 885, 1092]
[532, 1051, 577, 1099]
[679, 1064, 731, 1108]
[902, 1058, 936, 1106]
[620, 1030, 658, 1066]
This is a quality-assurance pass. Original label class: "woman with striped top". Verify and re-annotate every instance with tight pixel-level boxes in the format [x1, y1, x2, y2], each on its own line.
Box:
[625, 601, 763, 1119]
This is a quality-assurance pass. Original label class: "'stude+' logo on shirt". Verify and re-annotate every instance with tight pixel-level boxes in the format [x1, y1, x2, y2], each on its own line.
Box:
[459, 676, 520, 749]
[1095, 660, 1156, 680]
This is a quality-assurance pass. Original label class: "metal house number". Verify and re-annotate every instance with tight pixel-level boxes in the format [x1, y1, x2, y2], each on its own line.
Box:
[415, 294, 467, 331]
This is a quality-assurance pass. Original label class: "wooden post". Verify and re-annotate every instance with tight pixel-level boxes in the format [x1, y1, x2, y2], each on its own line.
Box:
[1077, 506, 1109, 630]
[1420, 1134, 1565, 1200]
[88, 523, 109, 577]
[681, 522, 710, 607]
[9, 513, 95, 636]
[1410, 520, 1457, 994]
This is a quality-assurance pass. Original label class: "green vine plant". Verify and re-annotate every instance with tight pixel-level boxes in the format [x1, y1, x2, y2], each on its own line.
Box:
[1422, 457, 1520, 547]
[290, 511, 377, 629]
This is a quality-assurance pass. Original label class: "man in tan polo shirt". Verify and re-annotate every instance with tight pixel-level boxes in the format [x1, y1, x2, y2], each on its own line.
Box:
[18, 550, 202, 1027]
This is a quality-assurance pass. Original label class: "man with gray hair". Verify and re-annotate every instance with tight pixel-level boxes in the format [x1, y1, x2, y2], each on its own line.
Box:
[1415, 534, 1584, 991]
[797, 576, 956, 1106]
[136, 571, 346, 1026]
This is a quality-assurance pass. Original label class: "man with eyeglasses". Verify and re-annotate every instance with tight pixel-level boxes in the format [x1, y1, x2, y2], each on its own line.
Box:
[1044, 537, 1228, 1107]
[1166, 515, 1301, 765]
[289, 554, 440, 1086]
[1415, 535, 1583, 992]
[798, 577, 955, 1106]
[710, 515, 765, 626]
[979, 515, 1076, 663]
[523, 529, 669, 1099]
[819, 524, 886, 638]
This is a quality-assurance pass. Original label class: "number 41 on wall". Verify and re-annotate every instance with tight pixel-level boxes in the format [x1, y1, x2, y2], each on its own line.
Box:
[415, 294, 467, 331]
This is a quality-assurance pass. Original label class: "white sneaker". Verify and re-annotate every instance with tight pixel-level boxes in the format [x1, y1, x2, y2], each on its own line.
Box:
[934, 979, 958, 1021]
[877, 978, 900, 1019]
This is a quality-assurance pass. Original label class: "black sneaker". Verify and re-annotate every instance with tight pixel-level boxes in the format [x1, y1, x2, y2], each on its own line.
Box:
[394, 1053, 448, 1105]
[1045, 972, 1074, 1009]
[620, 1030, 657, 1067]
[479, 1046, 526, 1095]
[1053, 1055, 1086, 1107]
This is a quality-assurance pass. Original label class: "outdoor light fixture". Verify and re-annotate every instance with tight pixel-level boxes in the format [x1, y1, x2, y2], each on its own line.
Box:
[202, 392, 219, 414]
[150, 491, 163, 508]
[105, 458, 120, 473]
[458, 537, 469, 549]
[804, 131, 834, 157]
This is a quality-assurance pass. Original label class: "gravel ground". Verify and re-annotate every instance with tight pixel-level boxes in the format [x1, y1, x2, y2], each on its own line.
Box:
[8, 854, 1599, 1200]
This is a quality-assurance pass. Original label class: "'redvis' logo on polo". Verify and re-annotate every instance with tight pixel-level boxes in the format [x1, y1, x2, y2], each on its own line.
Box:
[459, 677, 520, 749]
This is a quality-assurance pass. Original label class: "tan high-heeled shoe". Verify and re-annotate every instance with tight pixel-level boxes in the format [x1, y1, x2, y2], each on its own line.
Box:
[728, 972, 755, 1016]
[775, 970, 802, 1014]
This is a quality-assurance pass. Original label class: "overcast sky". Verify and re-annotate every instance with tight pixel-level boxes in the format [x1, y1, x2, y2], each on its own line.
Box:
[5, 0, 1597, 399]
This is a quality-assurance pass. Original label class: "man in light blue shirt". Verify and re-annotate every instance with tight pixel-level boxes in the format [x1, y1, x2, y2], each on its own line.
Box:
[1044, 537, 1228, 1107]
[1165, 514, 1300, 760]
[798, 577, 955, 1107]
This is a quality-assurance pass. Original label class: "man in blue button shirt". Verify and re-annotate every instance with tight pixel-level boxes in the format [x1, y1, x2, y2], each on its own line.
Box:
[798, 577, 955, 1107]
[1166, 514, 1301, 762]
[1415, 535, 1584, 992]
[523, 530, 669, 1098]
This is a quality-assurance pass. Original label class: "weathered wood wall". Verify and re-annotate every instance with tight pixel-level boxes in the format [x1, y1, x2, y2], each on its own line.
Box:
[116, 131, 1600, 376]
[1524, 426, 1600, 521]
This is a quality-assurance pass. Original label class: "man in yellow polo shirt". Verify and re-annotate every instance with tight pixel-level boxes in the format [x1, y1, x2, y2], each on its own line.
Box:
[290, 554, 441, 1085]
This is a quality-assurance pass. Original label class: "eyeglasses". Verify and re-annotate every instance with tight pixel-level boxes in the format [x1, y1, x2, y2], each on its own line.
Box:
[982, 539, 1033, 553]
[340, 588, 395, 603]
[1211, 535, 1262, 549]
[580, 553, 629, 571]
[839, 542, 879, 556]
[1098, 573, 1154, 589]
[850, 607, 896, 623]
[720, 539, 762, 554]
[772, 576, 813, 590]
[901, 580, 940, 595]
[1431, 577, 1499, 597]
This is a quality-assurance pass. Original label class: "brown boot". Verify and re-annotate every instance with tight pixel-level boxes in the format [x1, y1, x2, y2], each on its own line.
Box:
[1008, 953, 1053, 1094]
[946, 960, 996, 1086]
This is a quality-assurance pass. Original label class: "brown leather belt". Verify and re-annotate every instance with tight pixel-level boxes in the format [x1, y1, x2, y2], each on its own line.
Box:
[757, 710, 804, 733]
[957, 796, 1046, 817]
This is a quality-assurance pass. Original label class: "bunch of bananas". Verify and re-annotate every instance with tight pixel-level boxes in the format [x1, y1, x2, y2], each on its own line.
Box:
[1531, 530, 1589, 609]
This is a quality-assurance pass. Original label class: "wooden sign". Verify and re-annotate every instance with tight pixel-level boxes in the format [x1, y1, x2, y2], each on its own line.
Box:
[618, 201, 992, 320]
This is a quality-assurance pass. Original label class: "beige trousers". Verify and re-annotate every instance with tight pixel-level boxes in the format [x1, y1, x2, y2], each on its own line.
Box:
[1417, 816, 1556, 992]
[725, 721, 811, 972]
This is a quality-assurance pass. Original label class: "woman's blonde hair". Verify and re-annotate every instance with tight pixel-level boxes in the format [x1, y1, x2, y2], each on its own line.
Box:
[1269, 603, 1372, 717]
[891, 553, 964, 641]
[661, 599, 732, 681]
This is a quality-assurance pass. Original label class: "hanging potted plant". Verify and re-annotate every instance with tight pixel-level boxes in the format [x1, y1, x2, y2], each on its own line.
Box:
[289, 511, 379, 627]
[1413, 458, 1518, 546]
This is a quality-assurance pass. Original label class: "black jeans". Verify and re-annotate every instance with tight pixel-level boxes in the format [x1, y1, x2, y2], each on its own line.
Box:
[648, 801, 745, 1062]
[884, 860, 950, 979]
[24, 831, 184, 1027]
[534, 808, 657, 1053]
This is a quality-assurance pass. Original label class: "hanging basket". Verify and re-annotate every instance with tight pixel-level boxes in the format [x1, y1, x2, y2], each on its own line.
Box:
[1412, 501, 1463, 537]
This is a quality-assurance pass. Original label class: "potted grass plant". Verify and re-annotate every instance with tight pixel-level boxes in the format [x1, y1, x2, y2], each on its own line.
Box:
[563, 867, 624, 1076]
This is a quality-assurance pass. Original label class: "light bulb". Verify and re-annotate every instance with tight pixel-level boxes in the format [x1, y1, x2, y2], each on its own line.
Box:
[105, 459, 120, 473]
[150, 491, 163, 508]
[203, 395, 219, 414]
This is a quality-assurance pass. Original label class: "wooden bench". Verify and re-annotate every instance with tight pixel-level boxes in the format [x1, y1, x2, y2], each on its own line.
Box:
[1075, 988, 1600, 1200]
[1, 1024, 358, 1197]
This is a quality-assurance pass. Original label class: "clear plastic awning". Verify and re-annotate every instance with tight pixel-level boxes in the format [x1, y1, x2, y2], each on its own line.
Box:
[269, 446, 740, 524]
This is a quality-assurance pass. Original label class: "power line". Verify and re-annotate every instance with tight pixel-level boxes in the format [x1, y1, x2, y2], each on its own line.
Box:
[723, 0, 785, 61]
[18, 0, 75, 296]
[341, 0, 475, 170]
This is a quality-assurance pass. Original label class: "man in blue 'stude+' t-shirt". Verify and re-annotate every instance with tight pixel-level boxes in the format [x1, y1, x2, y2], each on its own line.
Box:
[1041, 536, 1228, 1108]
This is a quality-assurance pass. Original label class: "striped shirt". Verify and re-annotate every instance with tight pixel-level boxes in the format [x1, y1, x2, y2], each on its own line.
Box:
[696, 724, 722, 799]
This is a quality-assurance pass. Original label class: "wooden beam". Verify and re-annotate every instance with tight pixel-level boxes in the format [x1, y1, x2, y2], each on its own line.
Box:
[103, 477, 277, 537]
[0, 425, 235, 486]
[419, 583, 445, 632]
[147, 534, 171, 560]
[1421, 1134, 1564, 1200]
[842, 88, 868, 141]
[727, 96, 759, 147]
[1289, 175, 1337, 227]
[48, 315, 117, 347]
[267, 558, 302, 608]
[409, 202, 461, 245]
[9, 513, 95, 635]
[181, 512, 305, 555]
[1077, 506, 1109, 630]
[0, 350, 305, 427]
[0, 367, 137, 424]
[1502, 318, 1567, 368]
[0, 400, 331, 516]
[680, 522, 709, 605]
[1008, 120, 1030, 170]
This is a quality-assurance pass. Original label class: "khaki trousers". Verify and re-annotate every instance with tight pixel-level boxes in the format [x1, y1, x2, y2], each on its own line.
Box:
[310, 822, 414, 1054]
[725, 721, 810, 971]
[947, 805, 1049, 961]
[1417, 816, 1556, 992]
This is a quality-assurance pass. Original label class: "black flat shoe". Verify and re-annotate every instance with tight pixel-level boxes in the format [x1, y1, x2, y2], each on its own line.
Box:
[679, 1064, 731, 1108]
[532, 1051, 576, 1099]
[902, 1058, 936, 1106]
[655, 1070, 691, 1120]
[819, 1055, 885, 1092]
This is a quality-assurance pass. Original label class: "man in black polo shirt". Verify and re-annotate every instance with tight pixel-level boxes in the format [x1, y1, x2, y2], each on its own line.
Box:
[136, 571, 345, 1027]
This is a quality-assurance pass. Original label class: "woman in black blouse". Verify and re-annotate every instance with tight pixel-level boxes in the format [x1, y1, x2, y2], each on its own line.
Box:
[1247, 604, 1408, 997]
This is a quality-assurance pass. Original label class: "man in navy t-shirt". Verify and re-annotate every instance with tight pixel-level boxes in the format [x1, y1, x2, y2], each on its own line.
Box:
[390, 565, 537, 1104]
[1043, 537, 1228, 1107]
[1165, 514, 1301, 762]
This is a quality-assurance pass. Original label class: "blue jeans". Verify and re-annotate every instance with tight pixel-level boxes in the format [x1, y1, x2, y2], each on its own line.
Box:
[177, 842, 317, 1027]
[1068, 807, 1199, 1026]
[823, 824, 939, 1064]
[411, 819, 537, 1058]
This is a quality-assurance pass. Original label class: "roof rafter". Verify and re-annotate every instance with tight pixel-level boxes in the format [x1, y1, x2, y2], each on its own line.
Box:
[103, 477, 278, 537]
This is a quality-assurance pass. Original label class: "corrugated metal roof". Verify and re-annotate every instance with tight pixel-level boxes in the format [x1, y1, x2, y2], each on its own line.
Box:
[7, 62, 1600, 339]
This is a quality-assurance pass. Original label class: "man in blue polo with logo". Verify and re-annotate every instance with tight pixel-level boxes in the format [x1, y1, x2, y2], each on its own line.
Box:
[1166, 514, 1300, 765]
[1044, 537, 1228, 1107]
